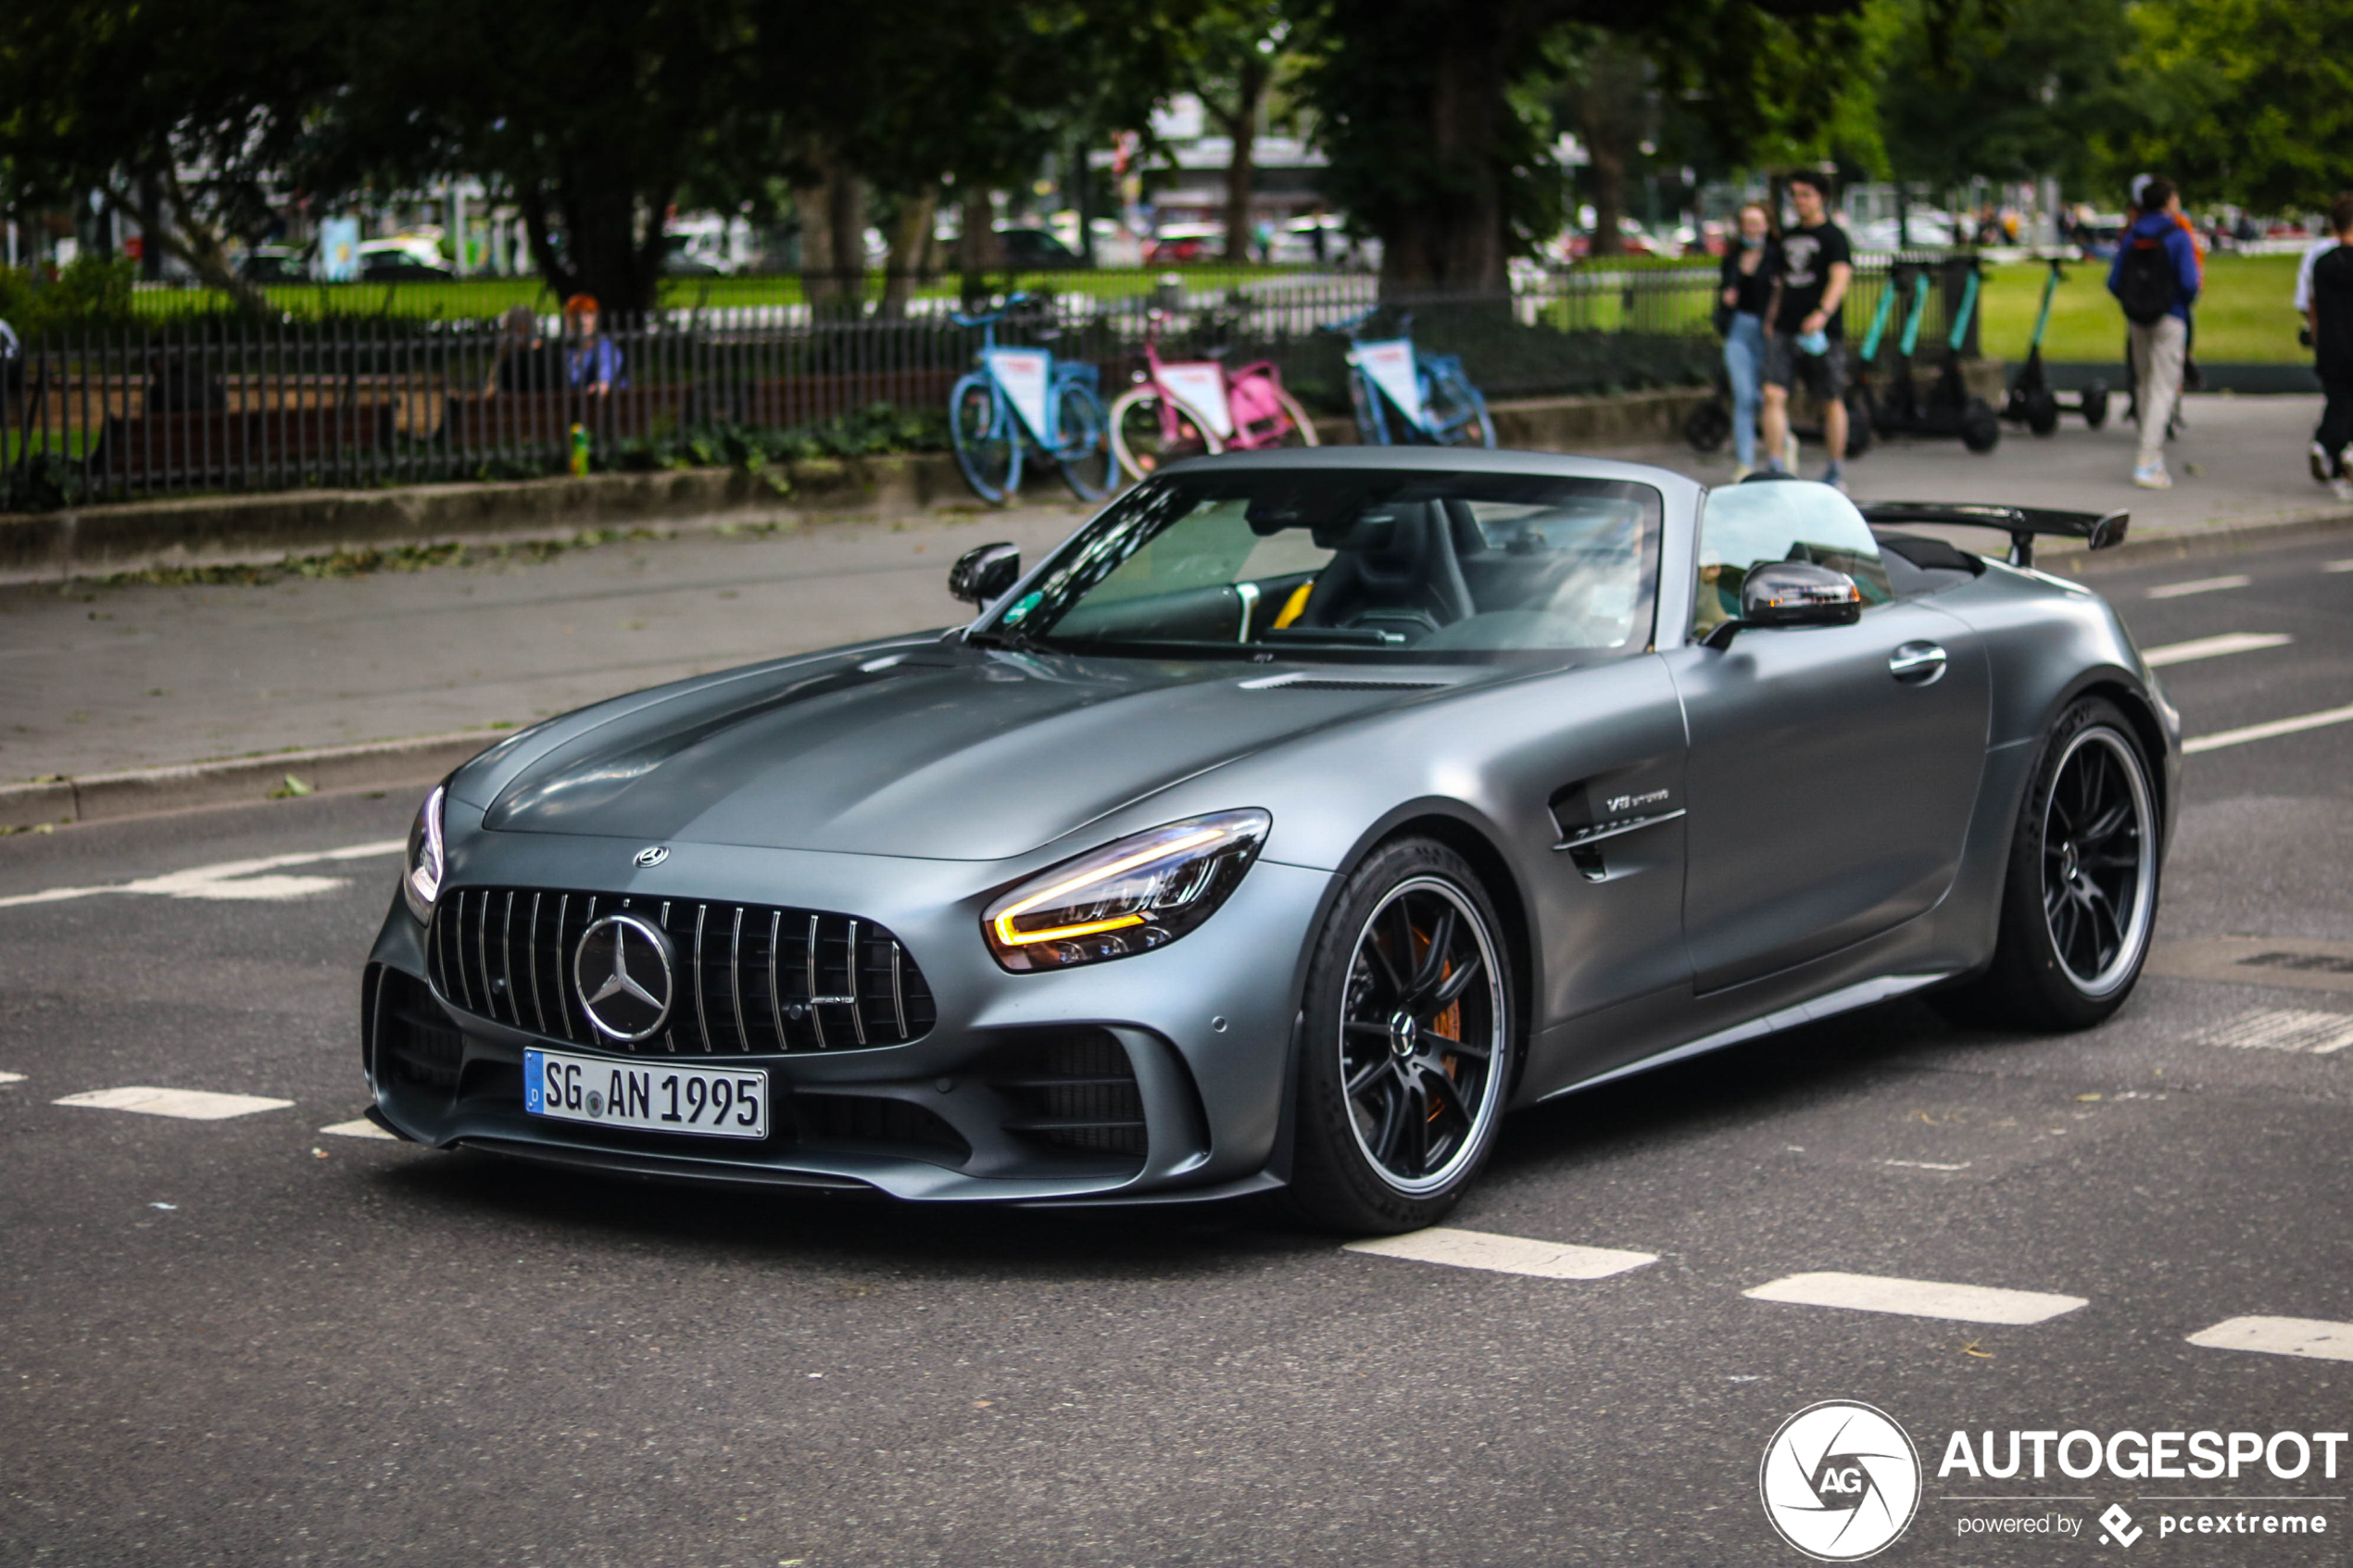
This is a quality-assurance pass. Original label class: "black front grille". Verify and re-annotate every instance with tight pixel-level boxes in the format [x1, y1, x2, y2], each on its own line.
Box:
[425, 885, 937, 1054]
[986, 1029, 1147, 1160]
[797, 1095, 972, 1163]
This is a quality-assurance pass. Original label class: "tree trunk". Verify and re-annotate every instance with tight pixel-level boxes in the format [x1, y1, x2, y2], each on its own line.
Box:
[120, 173, 273, 320]
[1217, 57, 1272, 263]
[1586, 144, 1626, 257]
[797, 155, 867, 320]
[1376, 26, 1511, 295]
[879, 186, 939, 319]
[519, 166, 668, 316]
[956, 187, 1003, 277]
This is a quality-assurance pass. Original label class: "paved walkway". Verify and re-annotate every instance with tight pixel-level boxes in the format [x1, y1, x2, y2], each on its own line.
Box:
[1, 393, 2342, 784]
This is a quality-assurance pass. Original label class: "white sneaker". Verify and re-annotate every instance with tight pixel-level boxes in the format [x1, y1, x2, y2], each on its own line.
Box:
[1782, 432, 1801, 472]
[2313, 442, 2334, 485]
[2332, 475, 2353, 504]
[2133, 459, 2171, 490]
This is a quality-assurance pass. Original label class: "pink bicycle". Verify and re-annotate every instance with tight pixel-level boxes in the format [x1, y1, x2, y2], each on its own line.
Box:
[1107, 312, 1319, 480]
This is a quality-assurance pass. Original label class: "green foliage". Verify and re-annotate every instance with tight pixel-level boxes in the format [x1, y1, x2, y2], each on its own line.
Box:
[610, 404, 951, 475]
[1878, 0, 2136, 194]
[0, 257, 141, 334]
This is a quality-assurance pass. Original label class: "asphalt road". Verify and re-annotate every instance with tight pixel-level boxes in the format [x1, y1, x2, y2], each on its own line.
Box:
[3, 531, 2348, 1567]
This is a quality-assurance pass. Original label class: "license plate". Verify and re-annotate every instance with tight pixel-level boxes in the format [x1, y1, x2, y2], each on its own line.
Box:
[523, 1048, 768, 1139]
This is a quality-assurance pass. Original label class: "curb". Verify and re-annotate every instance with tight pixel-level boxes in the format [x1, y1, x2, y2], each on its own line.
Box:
[1, 730, 496, 834]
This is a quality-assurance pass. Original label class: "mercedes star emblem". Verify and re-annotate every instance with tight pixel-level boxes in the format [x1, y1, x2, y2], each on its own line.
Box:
[634, 845, 670, 868]
[573, 911, 675, 1042]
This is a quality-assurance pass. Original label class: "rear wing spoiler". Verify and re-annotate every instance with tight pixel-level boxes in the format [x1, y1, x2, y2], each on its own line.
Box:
[1857, 501, 2129, 569]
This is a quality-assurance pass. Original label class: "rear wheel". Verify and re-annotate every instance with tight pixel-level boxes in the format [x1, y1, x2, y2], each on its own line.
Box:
[1280, 838, 1517, 1234]
[2080, 382, 2110, 430]
[2025, 389, 2060, 436]
[1254, 383, 1321, 448]
[949, 374, 1020, 503]
[1941, 696, 2159, 1031]
[1348, 370, 1390, 445]
[1107, 386, 1222, 480]
[1425, 365, 1497, 448]
[1053, 381, 1114, 500]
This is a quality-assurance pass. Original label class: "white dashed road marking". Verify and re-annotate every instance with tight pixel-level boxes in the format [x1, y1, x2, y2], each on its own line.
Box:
[2194, 1009, 2353, 1054]
[2186, 1316, 2353, 1363]
[0, 839, 404, 911]
[2184, 702, 2353, 755]
[1743, 1272, 2088, 1325]
[2324, 558, 2353, 573]
[2145, 574, 2251, 599]
[318, 1118, 396, 1140]
[55, 1086, 296, 1120]
[2140, 632, 2294, 667]
[0, 1071, 24, 1085]
[1343, 1227, 1657, 1280]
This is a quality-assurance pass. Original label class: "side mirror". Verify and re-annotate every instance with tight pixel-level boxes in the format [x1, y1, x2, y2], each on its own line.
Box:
[949, 542, 1021, 606]
[1704, 560, 1863, 648]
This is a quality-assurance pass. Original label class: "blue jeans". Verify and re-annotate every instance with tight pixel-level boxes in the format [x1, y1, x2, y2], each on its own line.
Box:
[1723, 312, 1766, 467]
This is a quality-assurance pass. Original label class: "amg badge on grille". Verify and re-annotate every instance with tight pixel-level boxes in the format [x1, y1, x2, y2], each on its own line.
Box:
[573, 912, 675, 1041]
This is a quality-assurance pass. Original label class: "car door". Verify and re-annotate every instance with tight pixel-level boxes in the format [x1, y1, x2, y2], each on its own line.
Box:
[1666, 483, 1989, 995]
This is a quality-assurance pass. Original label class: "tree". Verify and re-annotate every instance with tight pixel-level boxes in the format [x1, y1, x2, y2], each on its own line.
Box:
[1187, 2, 1292, 262]
[2112, 0, 2353, 214]
[0, 0, 339, 316]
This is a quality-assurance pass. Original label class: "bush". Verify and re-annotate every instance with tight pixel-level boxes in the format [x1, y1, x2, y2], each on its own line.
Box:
[0, 257, 143, 337]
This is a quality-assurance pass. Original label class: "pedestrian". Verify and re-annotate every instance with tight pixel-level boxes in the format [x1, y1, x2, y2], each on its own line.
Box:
[2292, 199, 2348, 462]
[1718, 200, 1779, 480]
[563, 294, 623, 396]
[2304, 192, 2353, 501]
[2108, 176, 2200, 490]
[1757, 169, 1854, 491]
[487, 305, 558, 395]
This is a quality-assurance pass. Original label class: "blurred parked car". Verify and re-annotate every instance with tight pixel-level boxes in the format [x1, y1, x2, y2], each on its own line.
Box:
[996, 226, 1087, 270]
[1145, 224, 1222, 265]
[358, 237, 453, 282]
[238, 246, 309, 282]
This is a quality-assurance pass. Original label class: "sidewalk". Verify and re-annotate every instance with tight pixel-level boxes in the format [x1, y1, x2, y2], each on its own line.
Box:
[2, 393, 2344, 827]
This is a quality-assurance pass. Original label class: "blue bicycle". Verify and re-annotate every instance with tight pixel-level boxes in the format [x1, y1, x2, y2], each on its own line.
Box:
[1327, 306, 1496, 448]
[948, 294, 1114, 503]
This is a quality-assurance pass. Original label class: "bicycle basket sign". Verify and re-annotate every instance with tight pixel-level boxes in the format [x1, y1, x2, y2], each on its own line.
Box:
[1157, 361, 1234, 437]
[987, 349, 1055, 442]
[1353, 339, 1424, 428]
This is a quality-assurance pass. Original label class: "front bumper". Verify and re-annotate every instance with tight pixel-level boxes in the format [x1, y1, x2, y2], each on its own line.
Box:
[363, 834, 1335, 1204]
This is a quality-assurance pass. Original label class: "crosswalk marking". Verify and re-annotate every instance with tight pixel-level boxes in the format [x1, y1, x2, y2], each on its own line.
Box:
[2184, 701, 2353, 754]
[2141, 632, 2293, 667]
[54, 1086, 295, 1120]
[318, 1118, 396, 1140]
[2145, 574, 2251, 599]
[1343, 1227, 1657, 1280]
[2186, 1316, 2353, 1363]
[2194, 1008, 2353, 1054]
[1743, 1272, 2087, 1325]
[0, 839, 404, 911]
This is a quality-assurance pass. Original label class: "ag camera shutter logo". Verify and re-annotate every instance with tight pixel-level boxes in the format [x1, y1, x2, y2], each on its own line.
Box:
[1760, 1400, 1922, 1560]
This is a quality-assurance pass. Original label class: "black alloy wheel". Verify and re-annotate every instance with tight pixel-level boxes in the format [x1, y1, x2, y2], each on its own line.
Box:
[1282, 838, 1516, 1233]
[1939, 696, 2159, 1030]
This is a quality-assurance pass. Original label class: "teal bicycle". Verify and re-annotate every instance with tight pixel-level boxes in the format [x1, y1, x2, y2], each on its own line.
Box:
[1327, 306, 1495, 448]
[948, 294, 1114, 503]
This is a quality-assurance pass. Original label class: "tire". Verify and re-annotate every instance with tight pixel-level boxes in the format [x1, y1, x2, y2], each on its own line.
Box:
[2080, 383, 2110, 431]
[1278, 837, 1518, 1235]
[1960, 401, 2002, 453]
[950, 373, 1020, 503]
[1108, 386, 1224, 481]
[1259, 383, 1321, 448]
[1053, 380, 1115, 501]
[1940, 697, 2160, 1032]
[1425, 365, 1497, 448]
[2026, 390, 2060, 437]
[1348, 370, 1390, 445]
[1683, 398, 1731, 454]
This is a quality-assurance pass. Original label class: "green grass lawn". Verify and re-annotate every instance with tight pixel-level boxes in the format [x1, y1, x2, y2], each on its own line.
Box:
[1977, 252, 2310, 364]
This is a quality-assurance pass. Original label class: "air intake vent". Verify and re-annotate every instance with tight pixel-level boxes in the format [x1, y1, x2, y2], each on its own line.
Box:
[986, 1028, 1147, 1163]
[425, 886, 937, 1055]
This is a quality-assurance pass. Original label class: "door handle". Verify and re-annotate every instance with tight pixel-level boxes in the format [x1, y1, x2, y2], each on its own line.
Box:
[1889, 641, 1947, 684]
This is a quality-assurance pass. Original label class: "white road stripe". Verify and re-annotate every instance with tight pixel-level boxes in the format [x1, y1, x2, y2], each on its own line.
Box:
[1881, 1159, 1972, 1171]
[1344, 1227, 1657, 1281]
[318, 1118, 396, 1140]
[0, 839, 403, 910]
[2186, 1316, 2353, 1362]
[2195, 1008, 2353, 1054]
[1743, 1271, 2087, 1325]
[0, 1071, 24, 1085]
[2323, 559, 2353, 573]
[2141, 632, 2294, 667]
[2184, 702, 2353, 754]
[2145, 574, 2251, 599]
[55, 1085, 295, 1120]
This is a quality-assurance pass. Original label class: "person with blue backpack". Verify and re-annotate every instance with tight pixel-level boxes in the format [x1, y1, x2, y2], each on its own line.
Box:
[2108, 176, 2201, 490]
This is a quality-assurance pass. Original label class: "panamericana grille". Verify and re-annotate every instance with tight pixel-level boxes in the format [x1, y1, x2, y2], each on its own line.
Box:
[426, 885, 937, 1054]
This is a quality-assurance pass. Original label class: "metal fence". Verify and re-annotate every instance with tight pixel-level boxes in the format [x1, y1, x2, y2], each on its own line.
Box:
[1, 255, 1975, 509]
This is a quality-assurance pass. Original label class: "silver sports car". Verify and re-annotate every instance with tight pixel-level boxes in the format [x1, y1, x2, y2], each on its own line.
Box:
[362, 449, 2176, 1233]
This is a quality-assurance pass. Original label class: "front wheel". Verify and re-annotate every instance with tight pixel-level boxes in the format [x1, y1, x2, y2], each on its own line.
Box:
[950, 373, 1020, 503]
[1939, 696, 2159, 1031]
[1960, 401, 2002, 453]
[1108, 385, 1222, 481]
[2080, 383, 2110, 430]
[1279, 837, 1517, 1234]
[1425, 364, 1497, 448]
[1052, 380, 1115, 500]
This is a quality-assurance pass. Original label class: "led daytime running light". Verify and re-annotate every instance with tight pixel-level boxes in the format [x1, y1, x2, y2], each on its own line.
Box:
[981, 809, 1270, 972]
[989, 826, 1224, 948]
[402, 784, 447, 924]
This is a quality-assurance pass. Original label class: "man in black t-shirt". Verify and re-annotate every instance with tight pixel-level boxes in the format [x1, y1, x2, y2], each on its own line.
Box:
[2308, 192, 2353, 501]
[1759, 170, 1856, 489]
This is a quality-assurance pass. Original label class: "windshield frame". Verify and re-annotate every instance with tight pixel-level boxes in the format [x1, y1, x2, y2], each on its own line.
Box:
[970, 467, 1668, 668]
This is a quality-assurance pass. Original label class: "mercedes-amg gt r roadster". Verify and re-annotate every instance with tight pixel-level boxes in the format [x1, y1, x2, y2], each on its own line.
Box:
[362, 450, 2176, 1232]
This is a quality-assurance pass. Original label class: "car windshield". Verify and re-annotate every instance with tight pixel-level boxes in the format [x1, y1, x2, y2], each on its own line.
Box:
[977, 468, 1663, 663]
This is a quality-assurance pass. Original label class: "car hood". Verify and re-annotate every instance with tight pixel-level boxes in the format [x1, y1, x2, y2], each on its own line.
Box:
[477, 643, 1467, 860]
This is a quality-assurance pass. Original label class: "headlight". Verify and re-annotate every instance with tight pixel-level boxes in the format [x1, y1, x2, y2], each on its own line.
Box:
[982, 809, 1270, 972]
[401, 784, 447, 924]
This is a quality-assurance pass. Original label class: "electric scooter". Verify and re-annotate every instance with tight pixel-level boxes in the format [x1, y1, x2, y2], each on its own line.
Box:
[2001, 257, 2109, 435]
[1876, 260, 2001, 452]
